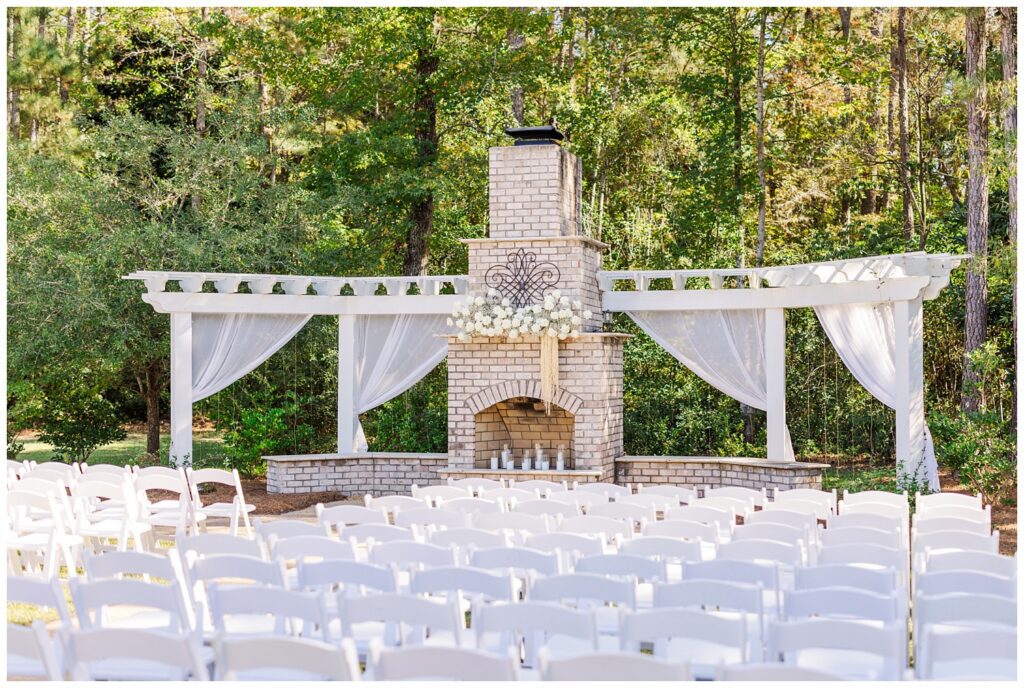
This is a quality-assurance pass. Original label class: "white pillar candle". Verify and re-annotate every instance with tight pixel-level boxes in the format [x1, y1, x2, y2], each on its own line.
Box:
[556, 450, 565, 472]
[490, 456, 499, 470]
[523, 457, 532, 471]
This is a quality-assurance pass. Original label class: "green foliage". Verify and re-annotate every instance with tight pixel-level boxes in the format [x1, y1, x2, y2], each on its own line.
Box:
[218, 392, 317, 478]
[34, 376, 127, 464]
[6, 381, 44, 460]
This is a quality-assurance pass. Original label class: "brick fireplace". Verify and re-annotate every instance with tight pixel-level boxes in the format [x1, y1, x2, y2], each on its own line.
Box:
[444, 128, 627, 481]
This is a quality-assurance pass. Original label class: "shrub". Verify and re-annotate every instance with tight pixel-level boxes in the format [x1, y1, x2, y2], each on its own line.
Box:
[218, 392, 316, 477]
[6, 380, 44, 460]
[36, 378, 127, 464]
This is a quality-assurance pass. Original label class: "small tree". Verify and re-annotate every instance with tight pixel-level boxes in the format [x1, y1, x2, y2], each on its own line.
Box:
[37, 377, 127, 464]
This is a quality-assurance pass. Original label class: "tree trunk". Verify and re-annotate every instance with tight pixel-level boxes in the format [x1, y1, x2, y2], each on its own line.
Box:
[882, 8, 897, 211]
[729, 9, 744, 265]
[191, 7, 210, 211]
[59, 8, 76, 104]
[962, 8, 989, 412]
[897, 7, 914, 242]
[508, 25, 525, 125]
[1000, 6, 1017, 423]
[258, 74, 275, 183]
[8, 11, 20, 137]
[144, 360, 162, 455]
[30, 11, 45, 145]
[403, 14, 439, 277]
[755, 10, 768, 266]
[862, 7, 886, 215]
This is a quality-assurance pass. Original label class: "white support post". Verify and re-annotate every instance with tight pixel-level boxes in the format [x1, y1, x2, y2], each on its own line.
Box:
[894, 298, 926, 487]
[765, 308, 790, 461]
[169, 312, 193, 467]
[337, 314, 357, 453]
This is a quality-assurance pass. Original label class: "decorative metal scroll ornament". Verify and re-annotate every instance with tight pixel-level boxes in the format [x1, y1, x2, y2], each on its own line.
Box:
[484, 248, 561, 309]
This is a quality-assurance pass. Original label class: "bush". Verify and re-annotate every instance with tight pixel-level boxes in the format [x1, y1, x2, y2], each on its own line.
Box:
[218, 392, 317, 478]
[36, 378, 127, 464]
[6, 380, 44, 460]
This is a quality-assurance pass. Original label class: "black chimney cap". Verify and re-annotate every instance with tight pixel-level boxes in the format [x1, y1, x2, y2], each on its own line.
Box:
[504, 125, 565, 146]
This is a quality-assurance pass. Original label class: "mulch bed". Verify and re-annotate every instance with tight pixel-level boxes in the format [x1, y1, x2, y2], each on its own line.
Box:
[937, 468, 1016, 555]
[194, 479, 348, 515]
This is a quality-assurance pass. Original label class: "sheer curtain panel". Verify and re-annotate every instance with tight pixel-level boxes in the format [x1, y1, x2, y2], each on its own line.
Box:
[192, 314, 312, 402]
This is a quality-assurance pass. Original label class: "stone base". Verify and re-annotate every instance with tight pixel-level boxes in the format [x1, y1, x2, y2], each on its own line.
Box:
[265, 453, 447, 495]
[615, 456, 828, 496]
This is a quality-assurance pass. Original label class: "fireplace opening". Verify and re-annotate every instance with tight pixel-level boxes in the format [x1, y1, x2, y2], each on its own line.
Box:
[474, 396, 574, 469]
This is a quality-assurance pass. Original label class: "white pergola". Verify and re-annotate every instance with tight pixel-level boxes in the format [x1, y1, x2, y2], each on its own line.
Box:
[125, 250, 964, 478]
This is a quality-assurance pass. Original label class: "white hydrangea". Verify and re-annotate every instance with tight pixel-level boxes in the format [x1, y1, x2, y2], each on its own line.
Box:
[451, 289, 593, 340]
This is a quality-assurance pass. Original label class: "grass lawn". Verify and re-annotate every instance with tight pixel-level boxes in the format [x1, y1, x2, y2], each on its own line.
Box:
[18, 430, 227, 468]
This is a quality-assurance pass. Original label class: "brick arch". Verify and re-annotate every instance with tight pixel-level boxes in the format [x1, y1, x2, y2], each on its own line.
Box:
[465, 380, 584, 416]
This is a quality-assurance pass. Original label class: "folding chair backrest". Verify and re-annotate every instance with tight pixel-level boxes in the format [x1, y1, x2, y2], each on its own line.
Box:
[427, 527, 507, 553]
[558, 514, 632, 543]
[512, 498, 580, 518]
[619, 608, 747, 657]
[614, 492, 680, 512]
[732, 522, 807, 547]
[664, 504, 735, 532]
[914, 592, 1016, 631]
[178, 533, 264, 560]
[637, 483, 696, 504]
[369, 540, 455, 571]
[839, 501, 909, 525]
[643, 518, 719, 543]
[620, 535, 703, 564]
[217, 636, 360, 681]
[447, 477, 504, 495]
[921, 550, 1016, 578]
[912, 503, 990, 524]
[339, 593, 463, 646]
[254, 518, 329, 542]
[395, 507, 469, 531]
[916, 491, 983, 512]
[768, 618, 903, 680]
[365, 494, 425, 516]
[914, 570, 1016, 599]
[818, 543, 905, 572]
[573, 482, 631, 498]
[762, 498, 830, 521]
[913, 530, 999, 555]
[84, 549, 181, 582]
[411, 484, 473, 504]
[828, 512, 903, 535]
[718, 538, 804, 567]
[653, 578, 763, 615]
[706, 486, 767, 507]
[841, 490, 908, 508]
[371, 644, 519, 681]
[476, 487, 541, 506]
[208, 584, 328, 639]
[7, 576, 72, 624]
[511, 479, 568, 494]
[820, 525, 902, 550]
[538, 650, 691, 681]
[587, 501, 656, 525]
[135, 466, 186, 483]
[9, 477, 68, 498]
[339, 523, 415, 546]
[696, 495, 753, 518]
[70, 577, 191, 632]
[29, 462, 80, 482]
[920, 626, 1017, 680]
[783, 587, 899, 622]
[473, 511, 551, 537]
[436, 497, 502, 516]
[774, 488, 837, 512]
[716, 663, 843, 681]
[911, 516, 990, 536]
[7, 620, 62, 680]
[63, 627, 209, 681]
[297, 559, 397, 595]
[794, 564, 896, 596]
[684, 560, 780, 598]
[190, 554, 287, 589]
[187, 467, 240, 488]
[316, 503, 388, 531]
[271, 535, 356, 564]
[575, 553, 667, 582]
[474, 601, 598, 666]
[410, 566, 516, 603]
[470, 546, 561, 577]
[529, 572, 636, 610]
[546, 490, 609, 510]
[746, 507, 817, 532]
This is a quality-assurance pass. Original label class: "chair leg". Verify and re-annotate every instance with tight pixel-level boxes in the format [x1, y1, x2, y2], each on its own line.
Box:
[240, 508, 254, 539]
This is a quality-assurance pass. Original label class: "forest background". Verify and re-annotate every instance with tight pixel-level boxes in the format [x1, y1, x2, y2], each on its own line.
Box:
[6, 6, 1017, 502]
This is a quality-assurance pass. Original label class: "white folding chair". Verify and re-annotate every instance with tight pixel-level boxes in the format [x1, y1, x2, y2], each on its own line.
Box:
[746, 507, 819, 536]
[6, 490, 83, 579]
[427, 527, 507, 559]
[473, 511, 551, 545]
[512, 498, 580, 518]
[209, 584, 330, 640]
[136, 472, 205, 542]
[817, 543, 907, 604]
[652, 579, 765, 661]
[470, 546, 561, 578]
[763, 498, 831, 522]
[524, 532, 604, 570]
[62, 627, 209, 681]
[437, 496, 503, 516]
[637, 483, 696, 504]
[73, 479, 151, 553]
[842, 489, 908, 507]
[395, 507, 469, 532]
[732, 522, 809, 549]
[573, 481, 631, 499]
[254, 518, 329, 545]
[706, 486, 767, 507]
[767, 618, 904, 680]
[186, 554, 288, 629]
[538, 648, 691, 681]
[911, 515, 991, 536]
[919, 549, 1016, 578]
[369, 540, 455, 578]
[587, 501, 656, 529]
[912, 530, 999, 555]
[476, 487, 541, 509]
[684, 559, 782, 616]
[178, 532, 265, 561]
[918, 626, 1017, 680]
[784, 587, 900, 624]
[794, 564, 897, 598]
[188, 467, 256, 537]
[620, 536, 704, 582]
[411, 483, 472, 505]
[7, 620, 62, 680]
[838, 500, 909, 529]
[547, 490, 611, 512]
[718, 538, 805, 568]
[557, 514, 632, 545]
[643, 518, 721, 546]
[510, 478, 568, 494]
[916, 491, 983, 512]
[619, 608, 747, 676]
[447, 477, 505, 495]
[773, 487, 837, 512]
[215, 635, 361, 681]
[27, 461, 80, 484]
[370, 642, 518, 681]
[297, 559, 398, 613]
[84, 549, 193, 617]
[475, 601, 598, 670]
[696, 495, 753, 520]
[340, 523, 416, 549]
[365, 494, 425, 521]
[664, 504, 735, 535]
[70, 577, 194, 633]
[820, 525, 902, 551]
[316, 503, 388, 535]
[614, 492, 681, 514]
[914, 569, 1016, 599]
[715, 662, 843, 680]
[914, 592, 1016, 662]
[338, 592, 464, 651]
[529, 572, 636, 634]
[411, 566, 515, 623]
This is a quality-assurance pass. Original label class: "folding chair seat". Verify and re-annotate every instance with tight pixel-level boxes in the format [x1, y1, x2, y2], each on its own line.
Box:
[215, 635, 360, 681]
[653, 578, 766, 661]
[209, 584, 330, 640]
[636, 483, 696, 504]
[619, 608, 747, 677]
[7, 621, 62, 680]
[6, 490, 83, 579]
[371, 642, 519, 681]
[187, 467, 256, 537]
[918, 626, 1016, 680]
[512, 498, 579, 519]
[61, 627, 209, 681]
[538, 648, 691, 681]
[529, 572, 636, 634]
[767, 618, 904, 680]
[475, 601, 599, 673]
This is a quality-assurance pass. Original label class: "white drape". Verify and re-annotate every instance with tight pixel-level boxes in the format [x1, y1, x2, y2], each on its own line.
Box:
[350, 313, 450, 451]
[627, 309, 795, 460]
[814, 302, 939, 490]
[192, 314, 312, 402]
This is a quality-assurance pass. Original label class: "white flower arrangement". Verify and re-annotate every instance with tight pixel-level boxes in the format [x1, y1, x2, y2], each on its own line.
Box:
[447, 287, 593, 343]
